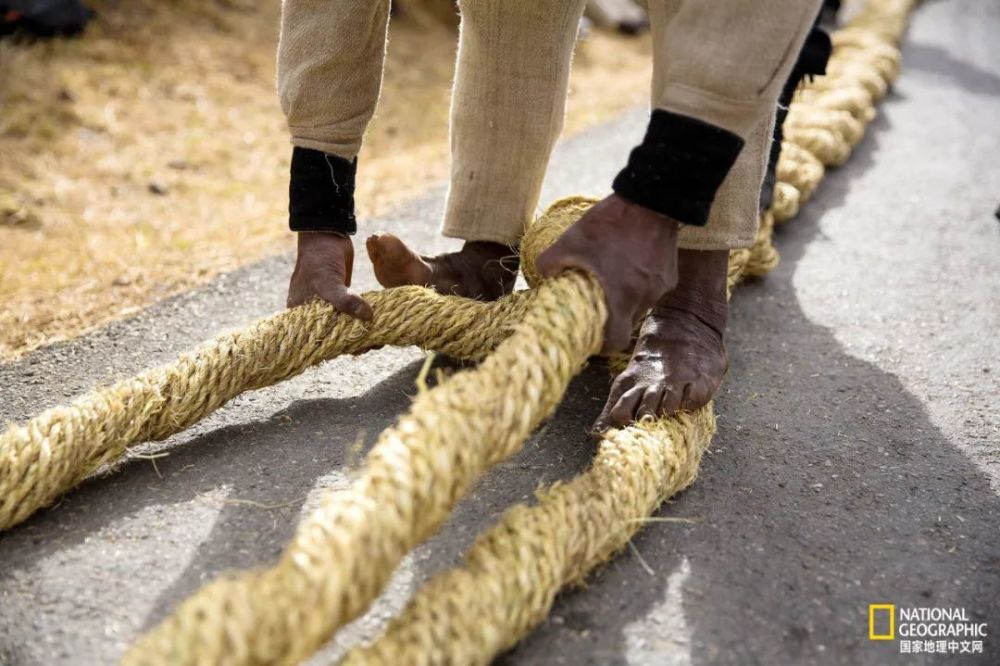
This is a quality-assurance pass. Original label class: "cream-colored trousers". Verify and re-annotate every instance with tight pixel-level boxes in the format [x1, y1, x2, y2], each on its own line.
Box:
[278, 0, 819, 249]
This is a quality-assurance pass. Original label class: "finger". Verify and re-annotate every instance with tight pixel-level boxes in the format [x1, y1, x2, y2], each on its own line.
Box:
[341, 237, 355, 287]
[606, 385, 646, 429]
[658, 382, 684, 415]
[592, 376, 632, 434]
[534, 246, 567, 280]
[679, 378, 715, 412]
[600, 305, 636, 355]
[320, 283, 374, 321]
[636, 386, 665, 421]
[535, 245, 589, 280]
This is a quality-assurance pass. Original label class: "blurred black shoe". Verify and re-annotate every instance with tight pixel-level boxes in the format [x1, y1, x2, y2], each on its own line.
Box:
[1, 0, 93, 39]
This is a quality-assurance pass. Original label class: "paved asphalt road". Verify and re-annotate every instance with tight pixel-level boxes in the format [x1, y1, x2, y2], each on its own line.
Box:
[1, 1, 997, 664]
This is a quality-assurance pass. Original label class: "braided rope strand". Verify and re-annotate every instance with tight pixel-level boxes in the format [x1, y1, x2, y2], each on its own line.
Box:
[343, 1, 915, 662]
[1, 288, 539, 531]
[123, 270, 607, 664]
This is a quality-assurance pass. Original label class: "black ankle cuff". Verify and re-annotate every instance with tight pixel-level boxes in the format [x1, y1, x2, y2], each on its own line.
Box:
[762, 24, 832, 211]
[613, 110, 745, 227]
[289, 147, 357, 234]
[794, 26, 833, 85]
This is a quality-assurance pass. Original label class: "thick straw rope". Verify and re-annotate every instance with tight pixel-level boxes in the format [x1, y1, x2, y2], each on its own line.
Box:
[344, 406, 717, 666]
[0, 288, 539, 531]
[340, 1, 916, 663]
[124, 265, 607, 664]
[0, 0, 913, 663]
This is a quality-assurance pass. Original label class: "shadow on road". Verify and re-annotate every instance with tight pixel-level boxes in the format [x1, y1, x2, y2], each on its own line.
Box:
[497, 99, 1000, 666]
[903, 42, 1000, 98]
[0, 354, 608, 651]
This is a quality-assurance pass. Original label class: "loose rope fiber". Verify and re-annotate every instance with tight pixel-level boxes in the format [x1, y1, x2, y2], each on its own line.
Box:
[0, 0, 914, 663]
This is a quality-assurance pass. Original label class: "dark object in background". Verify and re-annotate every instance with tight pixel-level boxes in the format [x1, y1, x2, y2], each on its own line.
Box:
[1, 0, 93, 39]
[586, 0, 649, 37]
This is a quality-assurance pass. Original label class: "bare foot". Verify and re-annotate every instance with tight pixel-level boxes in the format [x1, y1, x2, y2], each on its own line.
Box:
[366, 234, 518, 300]
[593, 248, 729, 432]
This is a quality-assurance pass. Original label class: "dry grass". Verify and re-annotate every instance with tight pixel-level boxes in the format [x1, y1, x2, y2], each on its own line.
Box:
[0, 0, 651, 361]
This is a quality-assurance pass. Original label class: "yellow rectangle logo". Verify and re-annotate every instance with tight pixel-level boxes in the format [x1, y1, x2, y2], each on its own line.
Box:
[869, 604, 895, 640]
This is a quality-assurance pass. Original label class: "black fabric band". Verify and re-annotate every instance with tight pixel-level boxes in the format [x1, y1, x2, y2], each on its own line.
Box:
[761, 24, 833, 210]
[288, 147, 358, 234]
[612, 110, 745, 227]
[794, 26, 833, 84]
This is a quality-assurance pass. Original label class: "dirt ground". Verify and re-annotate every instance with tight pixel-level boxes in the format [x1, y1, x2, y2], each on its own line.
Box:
[0, 0, 651, 360]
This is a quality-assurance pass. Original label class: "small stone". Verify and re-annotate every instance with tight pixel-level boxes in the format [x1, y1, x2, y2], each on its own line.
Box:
[148, 182, 168, 196]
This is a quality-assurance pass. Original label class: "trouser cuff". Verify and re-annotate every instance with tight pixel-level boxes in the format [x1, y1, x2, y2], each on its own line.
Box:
[613, 109, 745, 226]
[288, 147, 358, 234]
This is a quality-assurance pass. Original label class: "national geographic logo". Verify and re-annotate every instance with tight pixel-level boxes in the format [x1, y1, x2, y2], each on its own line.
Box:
[869, 604, 989, 656]
[870, 604, 895, 640]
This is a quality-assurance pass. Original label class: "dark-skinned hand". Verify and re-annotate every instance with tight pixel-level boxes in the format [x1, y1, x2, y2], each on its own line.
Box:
[535, 194, 679, 355]
[592, 248, 731, 433]
[287, 232, 373, 319]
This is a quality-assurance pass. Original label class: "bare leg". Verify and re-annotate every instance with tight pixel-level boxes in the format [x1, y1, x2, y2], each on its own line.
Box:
[367, 0, 585, 298]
